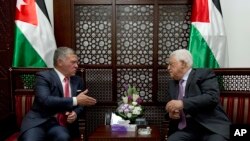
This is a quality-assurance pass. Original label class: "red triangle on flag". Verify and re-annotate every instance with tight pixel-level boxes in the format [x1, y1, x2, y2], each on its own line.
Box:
[191, 0, 209, 23]
[15, 0, 38, 26]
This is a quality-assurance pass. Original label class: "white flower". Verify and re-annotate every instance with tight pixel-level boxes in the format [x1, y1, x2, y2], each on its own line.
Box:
[126, 113, 132, 118]
[129, 105, 134, 110]
[116, 85, 144, 120]
[122, 96, 128, 104]
[133, 107, 141, 115]
[133, 94, 139, 101]
[132, 101, 138, 106]
[135, 106, 142, 111]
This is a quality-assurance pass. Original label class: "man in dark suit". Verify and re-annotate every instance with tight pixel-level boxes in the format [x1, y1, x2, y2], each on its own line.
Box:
[19, 47, 97, 141]
[165, 49, 231, 141]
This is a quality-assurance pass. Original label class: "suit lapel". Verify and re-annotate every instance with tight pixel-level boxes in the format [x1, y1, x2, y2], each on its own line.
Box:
[51, 69, 64, 97]
[171, 80, 179, 99]
[175, 81, 179, 99]
[70, 77, 77, 97]
[185, 69, 196, 97]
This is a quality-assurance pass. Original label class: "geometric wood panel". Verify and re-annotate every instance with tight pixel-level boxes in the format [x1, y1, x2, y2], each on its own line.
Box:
[218, 75, 250, 91]
[157, 69, 171, 102]
[117, 5, 154, 65]
[75, 5, 112, 65]
[158, 5, 191, 66]
[117, 68, 153, 102]
[85, 69, 113, 102]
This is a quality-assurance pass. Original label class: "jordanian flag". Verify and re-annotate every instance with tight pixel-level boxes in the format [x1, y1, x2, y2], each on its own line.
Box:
[13, 0, 56, 67]
[188, 0, 228, 68]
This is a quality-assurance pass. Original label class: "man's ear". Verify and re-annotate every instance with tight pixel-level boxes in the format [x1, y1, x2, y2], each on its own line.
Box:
[57, 58, 64, 67]
[180, 60, 187, 68]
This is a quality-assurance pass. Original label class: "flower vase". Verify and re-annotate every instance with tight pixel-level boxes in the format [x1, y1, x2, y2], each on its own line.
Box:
[129, 118, 136, 124]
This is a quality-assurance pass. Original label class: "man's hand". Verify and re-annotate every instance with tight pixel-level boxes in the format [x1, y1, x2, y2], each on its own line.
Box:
[166, 100, 184, 112]
[165, 100, 183, 119]
[76, 89, 97, 106]
[169, 110, 181, 119]
[65, 111, 77, 123]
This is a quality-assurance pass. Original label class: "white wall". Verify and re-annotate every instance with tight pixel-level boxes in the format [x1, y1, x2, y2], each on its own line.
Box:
[46, 0, 250, 67]
[221, 0, 250, 67]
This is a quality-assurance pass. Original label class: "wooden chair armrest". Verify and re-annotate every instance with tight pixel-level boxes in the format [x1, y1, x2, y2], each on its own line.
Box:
[161, 120, 170, 141]
[78, 118, 85, 141]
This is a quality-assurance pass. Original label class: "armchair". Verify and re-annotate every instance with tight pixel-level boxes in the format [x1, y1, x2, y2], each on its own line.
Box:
[4, 68, 86, 141]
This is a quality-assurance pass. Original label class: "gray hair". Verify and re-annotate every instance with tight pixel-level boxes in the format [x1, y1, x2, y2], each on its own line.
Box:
[169, 49, 193, 68]
[53, 47, 75, 66]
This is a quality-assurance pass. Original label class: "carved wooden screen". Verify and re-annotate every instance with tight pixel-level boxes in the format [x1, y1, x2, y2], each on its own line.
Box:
[72, 0, 191, 138]
[73, 0, 191, 105]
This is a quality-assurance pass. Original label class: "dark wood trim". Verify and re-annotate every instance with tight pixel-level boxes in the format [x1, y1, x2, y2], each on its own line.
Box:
[9, 67, 51, 72]
[214, 68, 250, 75]
[78, 65, 113, 69]
[115, 0, 191, 5]
[158, 0, 192, 5]
[152, 0, 159, 103]
[13, 90, 34, 95]
[116, 0, 155, 4]
[54, 0, 72, 47]
[74, 0, 112, 5]
[74, 0, 191, 5]
[116, 65, 154, 69]
[94, 102, 117, 106]
[220, 91, 250, 97]
[112, 0, 118, 102]
[71, 0, 76, 49]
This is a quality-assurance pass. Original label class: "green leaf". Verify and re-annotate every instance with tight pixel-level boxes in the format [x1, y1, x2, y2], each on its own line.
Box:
[127, 85, 133, 95]
[132, 86, 138, 94]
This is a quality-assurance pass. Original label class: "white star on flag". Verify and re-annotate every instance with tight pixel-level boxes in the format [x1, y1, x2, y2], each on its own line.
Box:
[16, 0, 27, 11]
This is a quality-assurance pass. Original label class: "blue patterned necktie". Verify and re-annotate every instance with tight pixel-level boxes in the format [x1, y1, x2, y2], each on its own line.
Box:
[178, 79, 186, 129]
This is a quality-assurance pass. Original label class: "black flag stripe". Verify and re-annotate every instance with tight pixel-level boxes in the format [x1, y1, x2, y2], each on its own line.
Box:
[36, 0, 51, 24]
[212, 0, 223, 17]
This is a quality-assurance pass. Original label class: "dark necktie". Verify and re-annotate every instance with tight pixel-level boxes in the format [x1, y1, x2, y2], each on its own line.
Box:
[57, 77, 70, 126]
[178, 79, 186, 129]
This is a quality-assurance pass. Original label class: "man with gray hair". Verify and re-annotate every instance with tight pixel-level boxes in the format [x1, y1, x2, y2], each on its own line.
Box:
[19, 47, 97, 141]
[165, 49, 231, 141]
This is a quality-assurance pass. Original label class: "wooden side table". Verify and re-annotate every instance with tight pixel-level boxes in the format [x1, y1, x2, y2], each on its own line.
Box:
[88, 125, 160, 141]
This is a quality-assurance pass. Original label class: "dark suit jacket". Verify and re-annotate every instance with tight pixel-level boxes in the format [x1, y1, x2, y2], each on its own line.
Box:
[20, 69, 85, 136]
[167, 68, 231, 139]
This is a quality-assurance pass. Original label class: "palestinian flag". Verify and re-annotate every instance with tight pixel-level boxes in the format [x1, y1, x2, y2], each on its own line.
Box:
[13, 0, 56, 67]
[188, 0, 228, 68]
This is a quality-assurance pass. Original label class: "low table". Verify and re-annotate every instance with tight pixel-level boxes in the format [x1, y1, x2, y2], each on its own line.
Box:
[88, 125, 160, 141]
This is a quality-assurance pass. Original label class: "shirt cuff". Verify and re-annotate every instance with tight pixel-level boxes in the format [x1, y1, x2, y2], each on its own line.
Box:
[73, 97, 77, 106]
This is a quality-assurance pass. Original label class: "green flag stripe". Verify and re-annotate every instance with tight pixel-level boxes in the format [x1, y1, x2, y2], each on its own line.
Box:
[13, 25, 47, 67]
[188, 25, 220, 68]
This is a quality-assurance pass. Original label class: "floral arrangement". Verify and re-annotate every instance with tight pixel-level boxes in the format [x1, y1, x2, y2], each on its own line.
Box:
[116, 84, 144, 123]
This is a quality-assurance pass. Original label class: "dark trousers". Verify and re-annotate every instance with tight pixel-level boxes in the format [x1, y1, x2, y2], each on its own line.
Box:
[18, 118, 70, 141]
[167, 118, 228, 141]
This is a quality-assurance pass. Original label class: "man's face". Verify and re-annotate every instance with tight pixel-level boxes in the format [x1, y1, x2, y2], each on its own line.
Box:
[167, 56, 185, 80]
[59, 54, 78, 77]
